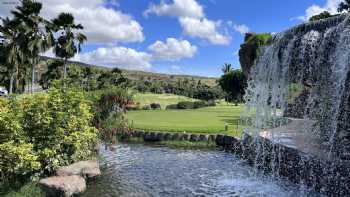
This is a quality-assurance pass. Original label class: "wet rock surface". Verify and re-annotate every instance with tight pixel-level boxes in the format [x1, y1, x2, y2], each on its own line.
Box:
[56, 160, 101, 179]
[39, 175, 86, 197]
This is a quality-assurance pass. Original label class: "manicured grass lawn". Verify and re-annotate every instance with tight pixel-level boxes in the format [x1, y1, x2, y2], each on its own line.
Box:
[127, 102, 244, 136]
[133, 93, 198, 109]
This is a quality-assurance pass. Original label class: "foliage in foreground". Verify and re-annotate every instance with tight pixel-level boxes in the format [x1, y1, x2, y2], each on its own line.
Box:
[85, 87, 134, 143]
[1, 182, 44, 197]
[0, 86, 98, 184]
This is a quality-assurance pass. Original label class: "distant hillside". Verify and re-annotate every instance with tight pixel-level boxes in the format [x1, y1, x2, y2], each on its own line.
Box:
[39, 56, 218, 86]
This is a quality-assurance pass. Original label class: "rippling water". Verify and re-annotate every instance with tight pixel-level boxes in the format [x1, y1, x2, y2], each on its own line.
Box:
[82, 143, 320, 197]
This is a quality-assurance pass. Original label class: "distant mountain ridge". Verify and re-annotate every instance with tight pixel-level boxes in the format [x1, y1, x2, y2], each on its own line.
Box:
[40, 56, 218, 86]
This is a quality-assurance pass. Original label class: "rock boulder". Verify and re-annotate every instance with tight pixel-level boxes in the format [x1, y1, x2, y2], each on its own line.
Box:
[56, 160, 101, 179]
[39, 175, 86, 197]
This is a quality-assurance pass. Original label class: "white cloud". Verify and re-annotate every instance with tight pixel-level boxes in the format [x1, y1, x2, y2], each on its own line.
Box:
[74, 47, 152, 71]
[148, 38, 197, 61]
[234, 24, 250, 35]
[2, 0, 144, 44]
[145, 0, 230, 45]
[179, 17, 230, 45]
[144, 0, 204, 18]
[297, 0, 342, 21]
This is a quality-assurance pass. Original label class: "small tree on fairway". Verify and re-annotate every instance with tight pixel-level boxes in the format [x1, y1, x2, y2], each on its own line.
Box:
[218, 69, 247, 105]
[51, 13, 86, 80]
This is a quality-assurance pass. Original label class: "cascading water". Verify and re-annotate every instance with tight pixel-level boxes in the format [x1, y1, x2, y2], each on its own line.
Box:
[243, 14, 350, 195]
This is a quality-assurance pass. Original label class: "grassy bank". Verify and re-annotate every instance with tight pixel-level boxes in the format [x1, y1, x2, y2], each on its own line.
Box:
[159, 140, 216, 149]
[127, 101, 244, 136]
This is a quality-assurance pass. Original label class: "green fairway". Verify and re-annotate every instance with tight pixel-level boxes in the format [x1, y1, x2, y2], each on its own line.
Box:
[127, 102, 244, 136]
[133, 93, 198, 109]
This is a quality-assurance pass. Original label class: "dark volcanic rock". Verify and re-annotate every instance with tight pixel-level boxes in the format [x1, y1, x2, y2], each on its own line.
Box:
[171, 133, 180, 141]
[208, 135, 217, 142]
[215, 135, 225, 146]
[144, 132, 161, 142]
[199, 134, 209, 142]
[239, 33, 258, 78]
[182, 134, 190, 141]
[190, 134, 199, 142]
[164, 133, 172, 141]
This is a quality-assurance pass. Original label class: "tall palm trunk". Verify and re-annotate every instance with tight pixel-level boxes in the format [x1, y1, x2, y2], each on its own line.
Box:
[9, 72, 14, 94]
[31, 58, 38, 93]
[63, 58, 67, 79]
[31, 64, 35, 93]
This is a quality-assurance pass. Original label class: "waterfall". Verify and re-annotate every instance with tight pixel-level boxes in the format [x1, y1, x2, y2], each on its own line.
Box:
[244, 13, 350, 159]
[242, 14, 350, 195]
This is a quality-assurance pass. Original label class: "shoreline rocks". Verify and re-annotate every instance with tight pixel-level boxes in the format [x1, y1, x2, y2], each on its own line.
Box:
[38, 160, 100, 197]
[39, 175, 86, 197]
[56, 160, 101, 179]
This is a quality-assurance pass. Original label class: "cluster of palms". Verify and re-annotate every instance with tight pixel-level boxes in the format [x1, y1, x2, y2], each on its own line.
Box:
[0, 0, 86, 94]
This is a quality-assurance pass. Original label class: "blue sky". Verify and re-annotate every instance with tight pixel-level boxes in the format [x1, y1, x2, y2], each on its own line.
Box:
[1, 0, 341, 77]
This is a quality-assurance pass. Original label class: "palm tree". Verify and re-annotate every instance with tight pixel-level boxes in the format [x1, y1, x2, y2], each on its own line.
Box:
[51, 13, 87, 79]
[221, 63, 232, 74]
[11, 0, 54, 93]
[338, 0, 350, 12]
[0, 17, 26, 94]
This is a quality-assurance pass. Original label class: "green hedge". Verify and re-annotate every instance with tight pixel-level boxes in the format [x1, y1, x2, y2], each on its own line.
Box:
[167, 100, 216, 110]
[0, 87, 98, 183]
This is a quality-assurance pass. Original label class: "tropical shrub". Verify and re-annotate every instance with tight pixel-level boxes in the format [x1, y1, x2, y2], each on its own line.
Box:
[92, 87, 133, 128]
[165, 104, 178, 110]
[0, 86, 98, 183]
[309, 11, 333, 21]
[0, 141, 41, 182]
[150, 103, 161, 110]
[193, 101, 208, 109]
[170, 100, 216, 110]
[21, 87, 98, 172]
[177, 101, 194, 109]
[90, 87, 133, 143]
[142, 105, 151, 110]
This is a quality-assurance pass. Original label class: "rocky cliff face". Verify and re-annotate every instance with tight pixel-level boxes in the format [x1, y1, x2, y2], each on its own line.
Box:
[239, 33, 272, 78]
[239, 33, 257, 78]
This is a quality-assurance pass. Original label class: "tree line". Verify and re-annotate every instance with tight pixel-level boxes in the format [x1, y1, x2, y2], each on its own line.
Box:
[309, 0, 350, 21]
[0, 0, 86, 94]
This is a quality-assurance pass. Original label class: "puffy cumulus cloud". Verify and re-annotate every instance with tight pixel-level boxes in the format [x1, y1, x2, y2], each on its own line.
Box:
[297, 0, 342, 21]
[1, 0, 144, 44]
[148, 38, 197, 61]
[233, 24, 250, 35]
[145, 0, 230, 45]
[144, 0, 204, 18]
[179, 17, 230, 45]
[74, 47, 152, 71]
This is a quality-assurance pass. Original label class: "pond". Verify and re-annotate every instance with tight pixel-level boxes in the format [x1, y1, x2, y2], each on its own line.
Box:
[82, 143, 321, 197]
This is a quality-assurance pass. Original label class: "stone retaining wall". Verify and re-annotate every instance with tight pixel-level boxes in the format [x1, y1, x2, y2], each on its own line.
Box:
[132, 130, 217, 143]
[217, 132, 350, 196]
